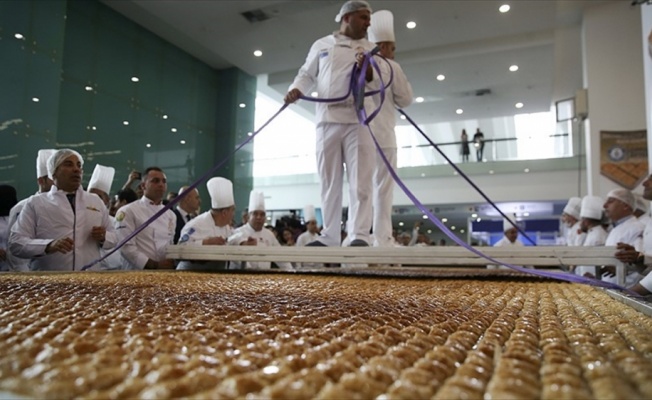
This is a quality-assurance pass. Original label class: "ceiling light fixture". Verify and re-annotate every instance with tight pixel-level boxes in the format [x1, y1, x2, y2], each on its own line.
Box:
[415, 97, 424, 103]
[442, 218, 448, 223]
[239, 103, 246, 108]
[456, 109, 463, 114]
[162, 114, 168, 119]
[471, 213, 478, 218]
[253, 50, 263, 57]
[451, 226, 456, 230]
[123, 121, 129, 126]
[499, 4, 511, 13]
[400, 115, 406, 120]
[131, 76, 139, 82]
[436, 74, 445, 81]
[489, 170, 494, 174]
[180, 140, 186, 144]
[85, 86, 93, 91]
[406, 21, 416, 29]
[247, 132, 253, 137]
[311, 91, 318, 97]
[31, 97, 39, 102]
[524, 168, 530, 173]
[14, 33, 24, 40]
[171, 128, 177, 132]
[398, 222, 404, 226]
[515, 102, 524, 108]
[509, 65, 519, 72]
[422, 215, 428, 219]
[146, 143, 151, 148]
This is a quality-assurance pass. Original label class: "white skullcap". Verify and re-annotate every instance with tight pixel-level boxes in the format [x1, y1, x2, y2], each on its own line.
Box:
[87, 164, 115, 195]
[580, 195, 604, 220]
[368, 10, 395, 43]
[248, 190, 265, 213]
[36, 149, 55, 179]
[562, 197, 581, 219]
[635, 193, 649, 213]
[303, 205, 316, 222]
[607, 188, 635, 210]
[335, 0, 372, 23]
[47, 149, 84, 180]
[207, 177, 234, 209]
[503, 214, 517, 232]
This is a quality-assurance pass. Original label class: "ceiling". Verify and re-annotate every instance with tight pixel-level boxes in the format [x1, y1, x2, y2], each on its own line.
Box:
[101, 0, 607, 236]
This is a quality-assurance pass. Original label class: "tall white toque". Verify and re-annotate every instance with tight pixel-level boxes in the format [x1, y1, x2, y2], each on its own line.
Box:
[207, 177, 234, 209]
[303, 204, 316, 222]
[563, 197, 582, 219]
[503, 213, 517, 231]
[36, 149, 55, 179]
[88, 164, 115, 195]
[248, 190, 265, 213]
[368, 10, 395, 43]
[580, 195, 604, 220]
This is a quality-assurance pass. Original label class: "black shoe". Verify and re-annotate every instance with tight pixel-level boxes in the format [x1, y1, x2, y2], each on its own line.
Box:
[349, 239, 369, 247]
[306, 240, 328, 247]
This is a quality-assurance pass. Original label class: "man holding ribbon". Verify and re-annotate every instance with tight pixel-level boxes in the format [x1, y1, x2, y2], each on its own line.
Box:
[284, 0, 377, 247]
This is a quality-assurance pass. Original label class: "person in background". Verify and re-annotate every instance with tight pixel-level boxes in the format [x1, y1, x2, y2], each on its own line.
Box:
[177, 177, 236, 271]
[228, 191, 293, 270]
[488, 214, 524, 270]
[367, 9, 414, 248]
[164, 191, 178, 206]
[121, 170, 141, 193]
[574, 195, 608, 278]
[634, 193, 650, 226]
[562, 197, 585, 246]
[9, 149, 117, 271]
[115, 167, 176, 270]
[0, 185, 18, 271]
[284, 0, 377, 248]
[172, 186, 201, 244]
[281, 228, 296, 246]
[461, 129, 470, 162]
[110, 188, 138, 217]
[473, 128, 485, 162]
[296, 205, 323, 268]
[87, 164, 121, 271]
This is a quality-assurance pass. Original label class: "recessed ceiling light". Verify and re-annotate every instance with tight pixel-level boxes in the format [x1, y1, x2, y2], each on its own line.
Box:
[422, 215, 428, 219]
[451, 226, 456, 230]
[436, 74, 445, 81]
[524, 212, 530, 217]
[415, 97, 424, 103]
[162, 114, 168, 119]
[146, 143, 151, 148]
[489, 170, 494, 174]
[31, 97, 39, 102]
[171, 128, 177, 132]
[398, 222, 404, 226]
[311, 91, 318, 97]
[476, 217, 482, 222]
[499, 4, 511, 13]
[472, 213, 478, 218]
[420, 173, 426, 177]
[239, 103, 246, 108]
[400, 115, 406, 120]
[427, 229, 432, 234]
[509, 65, 519, 72]
[253, 50, 263, 57]
[515, 102, 524, 108]
[131, 76, 139, 82]
[406, 21, 416, 29]
[442, 218, 448, 223]
[123, 121, 129, 126]
[524, 168, 530, 173]
[460, 229, 465, 233]
[85, 86, 93, 91]
[91, 126, 97, 131]
[456, 109, 463, 114]
[247, 132, 253, 137]
[14, 33, 24, 40]
[180, 140, 186, 144]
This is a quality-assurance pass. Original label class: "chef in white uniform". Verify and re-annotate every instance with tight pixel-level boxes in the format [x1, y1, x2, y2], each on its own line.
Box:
[115, 167, 176, 270]
[228, 191, 293, 270]
[9, 149, 117, 271]
[634, 193, 650, 226]
[6, 149, 55, 271]
[366, 10, 414, 247]
[562, 197, 585, 246]
[574, 195, 608, 278]
[488, 214, 524, 270]
[87, 164, 121, 270]
[296, 205, 322, 268]
[284, 0, 378, 247]
[602, 188, 644, 285]
[176, 177, 236, 271]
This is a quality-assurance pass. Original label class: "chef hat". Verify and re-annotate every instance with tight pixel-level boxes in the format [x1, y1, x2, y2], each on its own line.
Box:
[368, 10, 395, 43]
[248, 190, 265, 213]
[36, 149, 55, 179]
[303, 205, 316, 222]
[503, 213, 517, 232]
[87, 164, 115, 195]
[580, 195, 604, 220]
[47, 149, 84, 180]
[207, 177, 234, 209]
[635, 193, 649, 214]
[335, 0, 372, 23]
[562, 197, 581, 219]
[606, 188, 635, 210]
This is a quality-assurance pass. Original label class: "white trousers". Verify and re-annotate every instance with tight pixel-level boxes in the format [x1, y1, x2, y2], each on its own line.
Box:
[316, 122, 374, 246]
[372, 147, 397, 247]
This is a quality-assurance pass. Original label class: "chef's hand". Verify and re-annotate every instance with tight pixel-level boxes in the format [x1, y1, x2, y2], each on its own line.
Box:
[46, 237, 74, 254]
[90, 226, 106, 243]
[284, 89, 303, 104]
[240, 237, 258, 246]
[600, 266, 616, 278]
[203, 236, 227, 245]
[614, 242, 639, 264]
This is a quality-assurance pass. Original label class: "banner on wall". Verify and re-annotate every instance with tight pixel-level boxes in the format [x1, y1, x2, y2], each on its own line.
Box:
[600, 130, 648, 189]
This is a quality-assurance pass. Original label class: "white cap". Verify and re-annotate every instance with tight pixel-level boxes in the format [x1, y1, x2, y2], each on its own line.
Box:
[606, 188, 635, 210]
[88, 164, 115, 195]
[207, 177, 234, 209]
[36, 149, 55, 178]
[335, 0, 372, 23]
[635, 193, 649, 214]
[562, 197, 581, 219]
[503, 213, 517, 231]
[248, 190, 265, 213]
[47, 149, 84, 180]
[303, 205, 316, 222]
[580, 195, 604, 220]
[368, 10, 395, 43]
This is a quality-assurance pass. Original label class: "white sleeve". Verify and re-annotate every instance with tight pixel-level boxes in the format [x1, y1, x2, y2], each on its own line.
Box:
[8, 199, 51, 258]
[389, 60, 414, 109]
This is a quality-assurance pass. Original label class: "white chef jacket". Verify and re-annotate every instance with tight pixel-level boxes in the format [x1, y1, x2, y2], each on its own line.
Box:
[635, 218, 652, 292]
[567, 221, 586, 246]
[9, 186, 117, 271]
[6, 194, 39, 271]
[176, 211, 234, 271]
[487, 235, 524, 270]
[575, 225, 608, 277]
[295, 230, 322, 268]
[228, 223, 292, 270]
[289, 32, 378, 124]
[603, 215, 644, 285]
[115, 196, 175, 270]
[98, 215, 122, 270]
